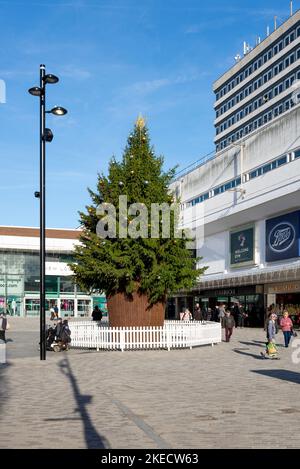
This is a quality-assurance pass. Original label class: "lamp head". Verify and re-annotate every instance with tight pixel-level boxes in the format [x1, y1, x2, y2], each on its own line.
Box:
[49, 106, 67, 116]
[43, 128, 54, 142]
[44, 74, 59, 84]
[28, 87, 42, 97]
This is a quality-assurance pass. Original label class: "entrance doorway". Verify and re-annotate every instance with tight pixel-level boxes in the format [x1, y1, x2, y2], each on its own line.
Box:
[60, 299, 74, 317]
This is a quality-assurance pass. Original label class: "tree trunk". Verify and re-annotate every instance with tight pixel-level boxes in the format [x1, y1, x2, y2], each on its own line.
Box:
[107, 291, 165, 327]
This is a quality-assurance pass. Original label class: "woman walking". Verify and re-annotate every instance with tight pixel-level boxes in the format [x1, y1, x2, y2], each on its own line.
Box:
[280, 310, 293, 348]
[261, 313, 278, 359]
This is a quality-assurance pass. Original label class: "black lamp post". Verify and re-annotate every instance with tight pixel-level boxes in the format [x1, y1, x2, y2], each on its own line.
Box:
[29, 64, 67, 360]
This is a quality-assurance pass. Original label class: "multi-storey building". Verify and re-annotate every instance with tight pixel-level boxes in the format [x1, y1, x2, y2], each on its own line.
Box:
[169, 9, 300, 326]
[214, 9, 300, 151]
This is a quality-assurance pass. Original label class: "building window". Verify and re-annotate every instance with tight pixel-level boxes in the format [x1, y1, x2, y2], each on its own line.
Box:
[263, 163, 271, 173]
[277, 155, 287, 166]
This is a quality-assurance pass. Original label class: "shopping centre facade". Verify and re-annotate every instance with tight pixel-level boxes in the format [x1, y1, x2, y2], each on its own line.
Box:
[169, 10, 300, 326]
[0, 226, 106, 317]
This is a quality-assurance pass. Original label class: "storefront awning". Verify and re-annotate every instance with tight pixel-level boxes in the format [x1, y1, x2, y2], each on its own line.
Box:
[194, 261, 300, 291]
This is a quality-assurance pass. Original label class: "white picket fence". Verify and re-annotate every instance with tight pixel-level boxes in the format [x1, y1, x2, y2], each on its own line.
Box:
[69, 320, 221, 352]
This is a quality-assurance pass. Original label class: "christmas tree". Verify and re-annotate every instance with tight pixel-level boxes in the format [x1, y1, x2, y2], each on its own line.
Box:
[70, 117, 205, 326]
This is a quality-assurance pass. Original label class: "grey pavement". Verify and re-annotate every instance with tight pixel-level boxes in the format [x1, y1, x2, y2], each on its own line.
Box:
[1, 318, 300, 449]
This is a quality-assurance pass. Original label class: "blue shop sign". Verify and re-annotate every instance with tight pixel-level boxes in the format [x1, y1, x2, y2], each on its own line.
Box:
[266, 211, 300, 262]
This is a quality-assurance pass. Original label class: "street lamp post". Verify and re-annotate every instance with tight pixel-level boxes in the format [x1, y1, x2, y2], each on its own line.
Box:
[29, 64, 67, 360]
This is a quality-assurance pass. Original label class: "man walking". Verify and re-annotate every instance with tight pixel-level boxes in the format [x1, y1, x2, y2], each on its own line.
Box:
[224, 310, 235, 342]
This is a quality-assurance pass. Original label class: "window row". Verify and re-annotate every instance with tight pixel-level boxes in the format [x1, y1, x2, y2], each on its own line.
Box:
[216, 47, 300, 118]
[215, 25, 300, 101]
[216, 71, 299, 135]
[185, 149, 300, 208]
[216, 95, 296, 151]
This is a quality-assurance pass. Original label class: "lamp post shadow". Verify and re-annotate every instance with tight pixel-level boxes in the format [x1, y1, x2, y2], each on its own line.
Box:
[58, 357, 109, 449]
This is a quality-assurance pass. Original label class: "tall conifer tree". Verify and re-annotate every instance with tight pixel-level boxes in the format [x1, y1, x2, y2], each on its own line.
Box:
[71, 117, 205, 325]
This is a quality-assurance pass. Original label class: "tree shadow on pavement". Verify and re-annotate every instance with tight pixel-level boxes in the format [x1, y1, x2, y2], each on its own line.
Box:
[58, 357, 109, 449]
[251, 369, 300, 384]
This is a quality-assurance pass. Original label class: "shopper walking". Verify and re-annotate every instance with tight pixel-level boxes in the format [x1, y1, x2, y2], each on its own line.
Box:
[92, 305, 103, 321]
[218, 304, 226, 328]
[224, 311, 235, 342]
[181, 308, 192, 321]
[261, 313, 279, 359]
[193, 303, 202, 322]
[54, 305, 59, 319]
[280, 310, 293, 348]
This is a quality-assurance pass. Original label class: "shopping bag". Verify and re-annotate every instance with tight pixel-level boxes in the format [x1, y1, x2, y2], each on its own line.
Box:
[266, 341, 277, 356]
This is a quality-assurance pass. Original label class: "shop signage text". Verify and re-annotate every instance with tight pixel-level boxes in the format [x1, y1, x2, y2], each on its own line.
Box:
[266, 282, 300, 294]
[266, 211, 300, 262]
[230, 226, 255, 267]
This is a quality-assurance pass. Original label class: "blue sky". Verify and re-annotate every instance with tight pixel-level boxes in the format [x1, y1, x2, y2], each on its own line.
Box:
[0, 0, 294, 228]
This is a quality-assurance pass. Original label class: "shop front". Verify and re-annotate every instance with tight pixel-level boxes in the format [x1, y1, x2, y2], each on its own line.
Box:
[0, 274, 24, 316]
[197, 285, 265, 327]
[265, 281, 300, 326]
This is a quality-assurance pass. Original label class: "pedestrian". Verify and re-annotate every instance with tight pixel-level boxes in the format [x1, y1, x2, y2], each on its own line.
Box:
[213, 305, 219, 322]
[232, 302, 238, 327]
[50, 306, 55, 320]
[0, 312, 9, 343]
[218, 304, 226, 327]
[54, 304, 59, 319]
[54, 318, 63, 339]
[181, 308, 192, 321]
[261, 313, 279, 359]
[92, 305, 103, 321]
[194, 303, 202, 322]
[236, 303, 245, 328]
[224, 310, 235, 342]
[60, 319, 71, 348]
[202, 305, 208, 321]
[280, 310, 293, 348]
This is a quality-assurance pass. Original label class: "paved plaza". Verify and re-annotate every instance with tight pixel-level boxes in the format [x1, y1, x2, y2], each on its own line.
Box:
[0, 318, 300, 449]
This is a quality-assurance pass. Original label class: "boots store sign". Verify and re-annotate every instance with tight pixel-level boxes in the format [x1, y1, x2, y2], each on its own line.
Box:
[266, 210, 300, 262]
